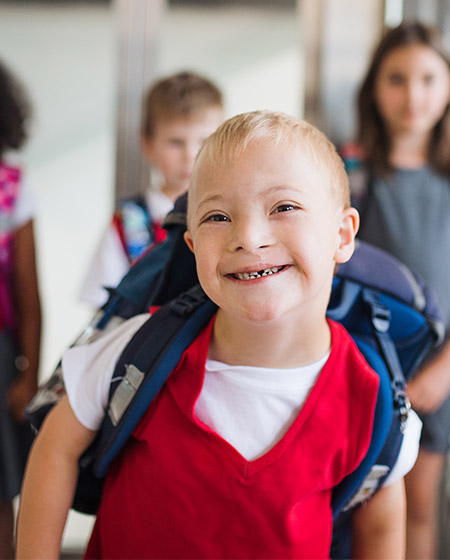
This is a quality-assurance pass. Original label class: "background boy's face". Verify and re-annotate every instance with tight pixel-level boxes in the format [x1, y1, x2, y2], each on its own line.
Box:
[185, 140, 358, 326]
[141, 108, 223, 200]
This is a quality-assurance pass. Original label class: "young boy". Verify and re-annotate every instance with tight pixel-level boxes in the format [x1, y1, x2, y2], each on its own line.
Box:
[80, 71, 224, 307]
[17, 111, 409, 559]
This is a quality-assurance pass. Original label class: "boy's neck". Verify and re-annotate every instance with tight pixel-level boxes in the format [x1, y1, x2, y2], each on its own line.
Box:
[389, 131, 430, 169]
[209, 311, 331, 369]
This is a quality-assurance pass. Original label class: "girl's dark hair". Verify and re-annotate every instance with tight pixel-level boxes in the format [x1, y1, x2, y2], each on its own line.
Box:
[357, 21, 450, 175]
[0, 59, 31, 158]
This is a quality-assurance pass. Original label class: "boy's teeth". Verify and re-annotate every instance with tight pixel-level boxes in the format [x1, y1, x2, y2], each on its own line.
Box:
[235, 267, 280, 280]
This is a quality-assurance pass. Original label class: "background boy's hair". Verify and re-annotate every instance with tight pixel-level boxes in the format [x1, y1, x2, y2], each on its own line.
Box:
[141, 71, 223, 139]
[190, 110, 350, 213]
[0, 58, 31, 159]
[357, 20, 450, 175]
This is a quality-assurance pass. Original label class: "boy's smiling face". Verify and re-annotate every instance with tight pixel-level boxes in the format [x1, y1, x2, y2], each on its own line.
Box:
[184, 140, 358, 327]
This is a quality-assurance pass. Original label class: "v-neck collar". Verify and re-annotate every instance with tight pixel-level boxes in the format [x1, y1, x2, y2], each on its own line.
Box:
[167, 317, 337, 478]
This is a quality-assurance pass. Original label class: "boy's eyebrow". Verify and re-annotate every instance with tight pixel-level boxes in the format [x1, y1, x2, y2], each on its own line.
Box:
[196, 185, 308, 211]
[196, 194, 225, 210]
[263, 185, 311, 198]
[265, 185, 304, 195]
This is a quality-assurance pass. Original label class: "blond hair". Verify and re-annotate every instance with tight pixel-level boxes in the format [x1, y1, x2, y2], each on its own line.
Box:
[190, 110, 350, 210]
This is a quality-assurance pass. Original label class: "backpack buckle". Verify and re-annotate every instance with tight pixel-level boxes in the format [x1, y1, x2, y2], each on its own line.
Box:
[363, 289, 391, 333]
[371, 305, 390, 333]
[171, 285, 207, 317]
[393, 384, 411, 432]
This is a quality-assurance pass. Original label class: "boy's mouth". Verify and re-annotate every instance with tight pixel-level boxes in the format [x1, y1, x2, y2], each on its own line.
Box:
[232, 266, 286, 280]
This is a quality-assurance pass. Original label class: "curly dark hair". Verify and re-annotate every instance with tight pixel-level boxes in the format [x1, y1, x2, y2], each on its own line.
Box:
[0, 59, 31, 158]
[356, 21, 450, 175]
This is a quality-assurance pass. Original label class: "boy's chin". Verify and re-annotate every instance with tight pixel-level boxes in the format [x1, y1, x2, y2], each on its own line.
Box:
[220, 303, 288, 326]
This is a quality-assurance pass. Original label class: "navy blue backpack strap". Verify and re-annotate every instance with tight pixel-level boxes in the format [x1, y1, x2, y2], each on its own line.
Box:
[328, 240, 443, 514]
[99, 193, 198, 325]
[329, 241, 444, 558]
[330, 332, 395, 555]
[96, 230, 180, 325]
[329, 288, 404, 559]
[92, 284, 217, 478]
[330, 312, 394, 517]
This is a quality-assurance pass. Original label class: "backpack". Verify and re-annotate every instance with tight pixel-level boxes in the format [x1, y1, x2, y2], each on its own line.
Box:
[112, 195, 167, 263]
[26, 193, 444, 555]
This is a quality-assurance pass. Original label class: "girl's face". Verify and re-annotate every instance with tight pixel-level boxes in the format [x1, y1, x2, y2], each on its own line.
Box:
[375, 44, 450, 138]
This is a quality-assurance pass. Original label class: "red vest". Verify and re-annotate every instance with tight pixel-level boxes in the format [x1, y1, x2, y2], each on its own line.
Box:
[85, 319, 379, 560]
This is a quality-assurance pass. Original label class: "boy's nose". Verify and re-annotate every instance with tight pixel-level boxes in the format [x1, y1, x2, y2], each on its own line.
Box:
[231, 217, 272, 252]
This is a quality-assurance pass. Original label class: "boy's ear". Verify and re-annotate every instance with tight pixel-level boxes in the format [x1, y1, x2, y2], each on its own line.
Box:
[184, 230, 195, 253]
[334, 207, 360, 264]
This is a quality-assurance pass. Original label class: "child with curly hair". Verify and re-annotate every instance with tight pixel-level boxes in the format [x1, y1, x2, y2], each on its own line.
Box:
[0, 58, 41, 558]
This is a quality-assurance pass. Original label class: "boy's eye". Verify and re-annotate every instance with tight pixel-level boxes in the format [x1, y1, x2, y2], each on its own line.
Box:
[274, 204, 297, 213]
[205, 214, 230, 222]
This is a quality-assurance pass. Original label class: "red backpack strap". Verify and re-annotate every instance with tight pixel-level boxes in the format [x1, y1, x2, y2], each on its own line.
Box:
[112, 212, 128, 254]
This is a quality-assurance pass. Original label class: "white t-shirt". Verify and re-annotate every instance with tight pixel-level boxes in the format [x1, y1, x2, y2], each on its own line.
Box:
[62, 314, 421, 486]
[79, 189, 174, 308]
